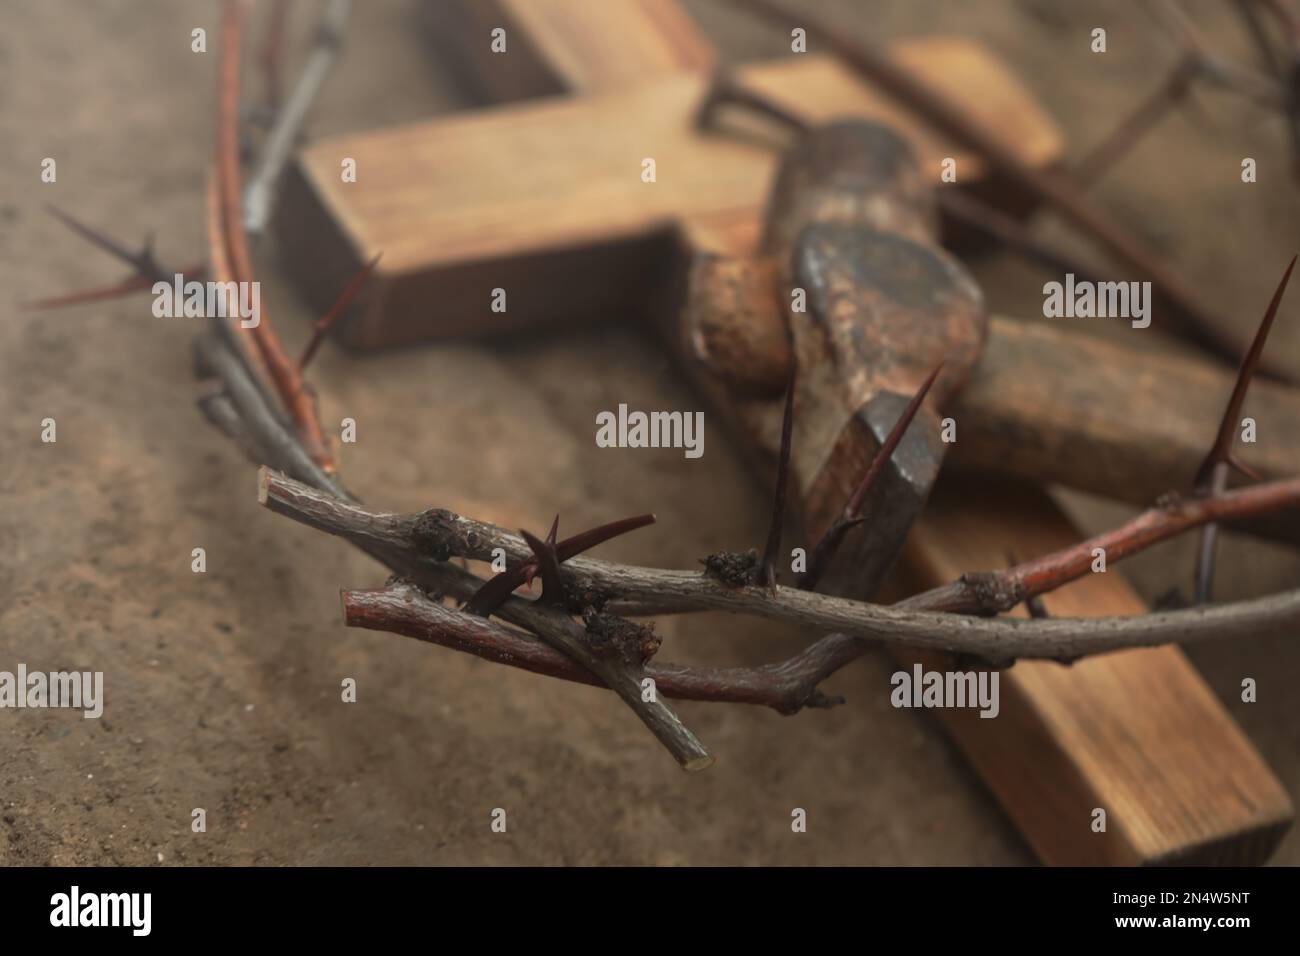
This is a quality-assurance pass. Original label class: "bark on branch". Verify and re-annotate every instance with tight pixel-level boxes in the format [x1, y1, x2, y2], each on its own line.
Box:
[259, 468, 1300, 662]
[343, 584, 854, 714]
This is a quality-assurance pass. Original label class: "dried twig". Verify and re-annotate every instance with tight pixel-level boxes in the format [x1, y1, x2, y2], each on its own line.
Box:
[1072, 55, 1197, 187]
[726, 0, 1290, 377]
[244, 0, 351, 236]
[1237, 0, 1287, 76]
[343, 582, 849, 714]
[24, 273, 166, 311]
[341, 586, 1300, 713]
[464, 513, 656, 616]
[217, 0, 333, 471]
[258, 0, 292, 118]
[258, 468, 1300, 663]
[22, 206, 205, 311]
[1256, 0, 1300, 179]
[206, 1, 716, 768]
[1153, 0, 1288, 108]
[486, 570, 715, 770]
[1235, 0, 1300, 180]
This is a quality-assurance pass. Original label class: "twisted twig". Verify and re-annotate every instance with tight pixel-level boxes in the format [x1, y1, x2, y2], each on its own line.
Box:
[258, 468, 1300, 663]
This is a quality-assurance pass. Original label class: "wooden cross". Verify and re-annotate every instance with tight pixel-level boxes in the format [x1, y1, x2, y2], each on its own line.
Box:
[274, 0, 1291, 864]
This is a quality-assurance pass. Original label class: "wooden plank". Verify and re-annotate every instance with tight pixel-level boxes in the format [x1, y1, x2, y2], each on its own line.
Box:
[888, 478, 1293, 864]
[274, 40, 1063, 346]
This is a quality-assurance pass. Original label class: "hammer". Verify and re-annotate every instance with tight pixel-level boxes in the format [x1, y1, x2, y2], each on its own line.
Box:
[677, 119, 981, 597]
[676, 117, 1297, 597]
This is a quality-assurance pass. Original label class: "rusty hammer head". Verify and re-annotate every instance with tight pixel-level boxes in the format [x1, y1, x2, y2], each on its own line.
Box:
[683, 119, 987, 598]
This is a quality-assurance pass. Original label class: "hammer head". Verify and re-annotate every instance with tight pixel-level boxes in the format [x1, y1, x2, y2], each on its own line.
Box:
[795, 228, 985, 595]
[682, 120, 986, 599]
[777, 122, 986, 597]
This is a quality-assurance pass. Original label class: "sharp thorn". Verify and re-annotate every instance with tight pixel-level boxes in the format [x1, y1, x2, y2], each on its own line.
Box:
[44, 204, 153, 274]
[463, 568, 527, 618]
[555, 514, 655, 561]
[758, 359, 796, 589]
[464, 512, 655, 617]
[799, 364, 941, 591]
[1195, 254, 1295, 488]
[843, 363, 942, 520]
[520, 528, 565, 607]
[1227, 453, 1262, 482]
[298, 253, 382, 373]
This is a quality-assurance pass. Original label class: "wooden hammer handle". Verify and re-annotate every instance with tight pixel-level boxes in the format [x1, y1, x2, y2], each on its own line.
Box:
[954, 317, 1300, 543]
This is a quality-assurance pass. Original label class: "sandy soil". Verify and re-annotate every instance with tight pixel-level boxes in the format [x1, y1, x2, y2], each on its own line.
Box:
[2, 0, 1299, 865]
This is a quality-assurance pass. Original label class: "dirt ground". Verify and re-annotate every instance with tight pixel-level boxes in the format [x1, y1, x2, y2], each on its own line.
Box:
[3, 0, 1299, 865]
